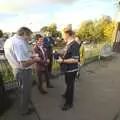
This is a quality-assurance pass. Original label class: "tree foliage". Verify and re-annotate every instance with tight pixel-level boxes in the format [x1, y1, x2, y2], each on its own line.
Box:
[40, 26, 49, 34]
[76, 16, 115, 43]
[0, 30, 3, 38]
[40, 23, 62, 39]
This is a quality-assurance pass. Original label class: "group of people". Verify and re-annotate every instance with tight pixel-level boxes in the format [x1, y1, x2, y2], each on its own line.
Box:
[3, 27, 80, 115]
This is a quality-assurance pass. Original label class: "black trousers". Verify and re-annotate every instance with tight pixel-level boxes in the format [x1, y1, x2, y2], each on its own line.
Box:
[37, 70, 50, 89]
[64, 71, 77, 105]
[48, 57, 53, 75]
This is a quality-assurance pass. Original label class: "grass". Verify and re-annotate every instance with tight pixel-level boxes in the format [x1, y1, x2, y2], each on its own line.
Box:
[1, 41, 113, 83]
[0, 60, 14, 83]
[52, 42, 113, 71]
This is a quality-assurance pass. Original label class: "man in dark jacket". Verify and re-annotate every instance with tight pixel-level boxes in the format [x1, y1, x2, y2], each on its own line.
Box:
[43, 36, 55, 77]
[34, 34, 54, 94]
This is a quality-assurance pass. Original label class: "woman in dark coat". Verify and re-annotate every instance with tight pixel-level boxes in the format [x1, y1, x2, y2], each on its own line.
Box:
[57, 28, 80, 111]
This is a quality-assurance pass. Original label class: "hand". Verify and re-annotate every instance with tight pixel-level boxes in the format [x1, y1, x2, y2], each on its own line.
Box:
[57, 58, 63, 63]
[32, 53, 39, 58]
[34, 56, 41, 62]
[47, 59, 50, 63]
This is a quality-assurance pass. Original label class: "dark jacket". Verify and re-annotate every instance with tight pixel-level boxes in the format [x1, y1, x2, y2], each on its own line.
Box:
[34, 45, 49, 72]
[43, 37, 55, 59]
[60, 41, 80, 73]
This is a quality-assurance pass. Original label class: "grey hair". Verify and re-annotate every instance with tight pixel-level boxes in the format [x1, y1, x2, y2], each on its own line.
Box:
[16, 27, 32, 36]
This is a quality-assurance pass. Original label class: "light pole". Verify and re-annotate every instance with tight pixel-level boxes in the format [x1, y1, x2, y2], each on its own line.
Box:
[112, 0, 120, 52]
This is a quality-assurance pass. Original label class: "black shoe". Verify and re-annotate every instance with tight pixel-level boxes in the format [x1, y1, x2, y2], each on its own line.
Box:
[47, 84, 54, 88]
[20, 108, 35, 116]
[38, 86, 48, 94]
[61, 94, 66, 98]
[49, 74, 55, 78]
[39, 89, 48, 95]
[61, 104, 73, 111]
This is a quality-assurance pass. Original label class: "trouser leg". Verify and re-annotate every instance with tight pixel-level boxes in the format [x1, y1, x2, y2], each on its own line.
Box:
[44, 70, 50, 87]
[65, 72, 76, 105]
[14, 69, 32, 113]
[37, 71, 44, 90]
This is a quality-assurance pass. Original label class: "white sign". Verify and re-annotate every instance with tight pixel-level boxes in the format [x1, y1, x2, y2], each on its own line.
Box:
[100, 43, 113, 57]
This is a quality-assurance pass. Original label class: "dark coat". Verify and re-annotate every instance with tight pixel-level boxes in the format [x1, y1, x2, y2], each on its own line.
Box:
[34, 45, 49, 72]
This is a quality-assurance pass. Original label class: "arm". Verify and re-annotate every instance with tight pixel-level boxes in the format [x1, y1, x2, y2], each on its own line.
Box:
[33, 47, 47, 64]
[62, 58, 78, 64]
[57, 44, 79, 64]
[20, 59, 37, 68]
[57, 58, 78, 64]
[14, 42, 40, 68]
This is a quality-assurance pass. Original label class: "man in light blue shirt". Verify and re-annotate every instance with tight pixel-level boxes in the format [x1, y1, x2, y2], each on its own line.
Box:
[4, 27, 40, 115]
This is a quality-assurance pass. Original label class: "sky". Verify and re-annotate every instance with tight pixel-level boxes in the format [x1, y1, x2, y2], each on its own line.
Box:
[0, 0, 117, 32]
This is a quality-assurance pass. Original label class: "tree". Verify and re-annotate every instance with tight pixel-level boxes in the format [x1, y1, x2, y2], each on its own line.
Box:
[76, 15, 115, 43]
[76, 20, 96, 41]
[40, 24, 62, 39]
[40, 26, 49, 35]
[0, 30, 3, 38]
[104, 21, 115, 42]
[97, 16, 115, 42]
[48, 23, 58, 37]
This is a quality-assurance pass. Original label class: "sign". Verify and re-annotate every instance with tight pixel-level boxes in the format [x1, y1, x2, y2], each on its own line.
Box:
[100, 43, 113, 57]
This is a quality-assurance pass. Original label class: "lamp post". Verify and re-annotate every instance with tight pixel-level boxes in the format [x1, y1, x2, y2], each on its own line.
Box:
[113, 0, 120, 52]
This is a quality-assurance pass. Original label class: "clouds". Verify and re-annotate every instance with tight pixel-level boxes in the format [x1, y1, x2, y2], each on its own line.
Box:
[53, 0, 116, 29]
[0, 0, 115, 13]
[0, 0, 116, 32]
[0, 0, 78, 13]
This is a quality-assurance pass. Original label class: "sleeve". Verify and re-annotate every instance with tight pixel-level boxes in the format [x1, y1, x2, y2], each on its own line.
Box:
[13, 42, 30, 62]
[33, 46, 46, 64]
[71, 44, 80, 60]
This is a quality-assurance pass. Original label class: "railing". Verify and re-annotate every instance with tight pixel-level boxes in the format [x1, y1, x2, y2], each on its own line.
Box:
[0, 51, 60, 91]
[0, 51, 16, 91]
[1, 42, 114, 91]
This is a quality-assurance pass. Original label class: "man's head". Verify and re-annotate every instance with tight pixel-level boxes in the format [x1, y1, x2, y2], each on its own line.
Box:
[62, 28, 75, 43]
[16, 27, 32, 42]
[35, 34, 43, 46]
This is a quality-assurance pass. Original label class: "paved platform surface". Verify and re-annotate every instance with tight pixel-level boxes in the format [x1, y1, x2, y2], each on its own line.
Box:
[1, 54, 120, 120]
[32, 54, 120, 120]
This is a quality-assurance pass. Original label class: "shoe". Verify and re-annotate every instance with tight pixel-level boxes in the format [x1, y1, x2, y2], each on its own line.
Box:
[49, 74, 55, 78]
[61, 104, 73, 111]
[47, 84, 54, 88]
[38, 88, 48, 94]
[20, 108, 35, 116]
[41, 89, 48, 94]
[61, 94, 66, 98]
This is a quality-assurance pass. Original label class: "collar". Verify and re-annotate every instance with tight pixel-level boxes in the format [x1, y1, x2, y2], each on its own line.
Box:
[14, 34, 25, 40]
[14, 34, 28, 45]
[66, 38, 74, 46]
[37, 45, 44, 49]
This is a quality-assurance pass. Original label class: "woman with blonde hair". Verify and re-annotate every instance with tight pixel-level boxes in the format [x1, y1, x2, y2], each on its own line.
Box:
[57, 28, 80, 111]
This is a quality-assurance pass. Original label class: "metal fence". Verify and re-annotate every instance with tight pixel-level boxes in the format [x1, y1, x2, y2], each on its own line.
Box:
[0, 51, 61, 91]
[0, 51, 17, 91]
